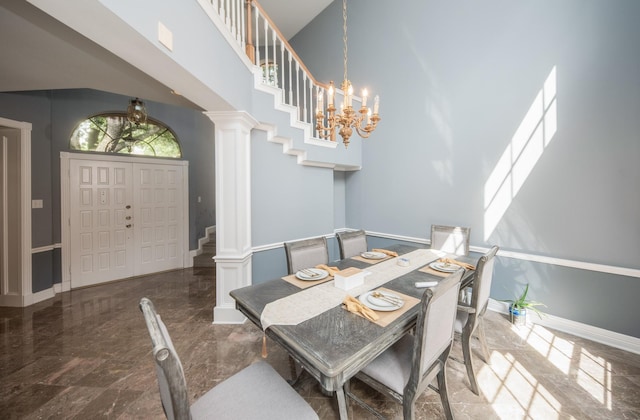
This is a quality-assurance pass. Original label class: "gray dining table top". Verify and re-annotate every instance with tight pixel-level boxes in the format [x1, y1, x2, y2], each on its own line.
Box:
[230, 244, 476, 392]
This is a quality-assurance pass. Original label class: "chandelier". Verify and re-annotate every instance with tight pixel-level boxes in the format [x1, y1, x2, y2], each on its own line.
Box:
[315, 0, 381, 148]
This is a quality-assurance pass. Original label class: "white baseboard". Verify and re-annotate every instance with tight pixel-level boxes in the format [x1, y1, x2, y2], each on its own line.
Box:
[0, 293, 27, 307]
[488, 299, 640, 355]
[186, 252, 195, 267]
[31, 287, 56, 305]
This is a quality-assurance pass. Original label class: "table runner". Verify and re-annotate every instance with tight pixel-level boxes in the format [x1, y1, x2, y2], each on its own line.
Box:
[260, 248, 440, 330]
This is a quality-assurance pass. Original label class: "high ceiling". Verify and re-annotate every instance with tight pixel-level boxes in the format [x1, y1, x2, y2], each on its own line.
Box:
[260, 0, 332, 40]
[0, 0, 332, 109]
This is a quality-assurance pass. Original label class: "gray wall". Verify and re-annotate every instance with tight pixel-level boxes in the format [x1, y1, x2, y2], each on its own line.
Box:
[291, 0, 640, 337]
[250, 129, 344, 282]
[0, 89, 216, 292]
[251, 130, 335, 245]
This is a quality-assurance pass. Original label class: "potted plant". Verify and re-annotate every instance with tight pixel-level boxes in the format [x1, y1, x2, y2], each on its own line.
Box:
[502, 283, 545, 326]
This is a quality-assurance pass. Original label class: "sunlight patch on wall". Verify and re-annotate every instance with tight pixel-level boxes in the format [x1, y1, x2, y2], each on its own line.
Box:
[484, 67, 558, 240]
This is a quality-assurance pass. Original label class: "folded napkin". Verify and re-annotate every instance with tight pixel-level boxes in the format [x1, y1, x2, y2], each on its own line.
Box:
[439, 258, 475, 270]
[315, 264, 340, 276]
[372, 248, 399, 257]
[343, 295, 379, 322]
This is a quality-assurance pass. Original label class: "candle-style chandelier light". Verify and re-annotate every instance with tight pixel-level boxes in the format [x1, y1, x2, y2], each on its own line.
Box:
[315, 0, 381, 148]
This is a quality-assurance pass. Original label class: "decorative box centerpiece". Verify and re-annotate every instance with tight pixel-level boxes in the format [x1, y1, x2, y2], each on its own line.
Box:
[334, 267, 367, 290]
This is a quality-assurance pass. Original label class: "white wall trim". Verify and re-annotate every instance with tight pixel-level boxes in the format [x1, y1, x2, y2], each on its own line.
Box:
[252, 232, 337, 253]
[482, 247, 640, 278]
[31, 287, 56, 305]
[366, 230, 640, 278]
[488, 299, 640, 355]
[254, 230, 639, 279]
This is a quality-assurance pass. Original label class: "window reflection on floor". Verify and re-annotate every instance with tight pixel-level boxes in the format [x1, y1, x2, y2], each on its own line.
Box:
[474, 321, 622, 419]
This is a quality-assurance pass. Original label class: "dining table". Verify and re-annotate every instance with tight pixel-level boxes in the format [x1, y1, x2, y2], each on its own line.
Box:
[229, 243, 476, 420]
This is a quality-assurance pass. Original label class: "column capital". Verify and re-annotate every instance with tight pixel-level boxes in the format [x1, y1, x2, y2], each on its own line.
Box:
[204, 110, 258, 131]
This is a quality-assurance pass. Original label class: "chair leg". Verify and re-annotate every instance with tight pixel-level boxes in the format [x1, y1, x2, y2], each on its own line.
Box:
[476, 320, 490, 365]
[462, 330, 479, 395]
[402, 392, 417, 420]
[436, 367, 454, 420]
[288, 355, 297, 378]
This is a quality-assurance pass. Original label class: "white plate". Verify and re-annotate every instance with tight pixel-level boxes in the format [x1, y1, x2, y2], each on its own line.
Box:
[360, 251, 387, 260]
[295, 268, 329, 281]
[429, 261, 459, 273]
[359, 291, 404, 311]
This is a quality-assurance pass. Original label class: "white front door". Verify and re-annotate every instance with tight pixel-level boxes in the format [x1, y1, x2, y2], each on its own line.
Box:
[133, 163, 183, 275]
[70, 160, 135, 287]
[67, 156, 187, 289]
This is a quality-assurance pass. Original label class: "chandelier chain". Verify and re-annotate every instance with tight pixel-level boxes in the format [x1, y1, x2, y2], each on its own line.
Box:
[343, 0, 348, 83]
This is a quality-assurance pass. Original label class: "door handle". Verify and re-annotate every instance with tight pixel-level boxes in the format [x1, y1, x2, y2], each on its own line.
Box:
[126, 224, 132, 228]
[126, 216, 131, 220]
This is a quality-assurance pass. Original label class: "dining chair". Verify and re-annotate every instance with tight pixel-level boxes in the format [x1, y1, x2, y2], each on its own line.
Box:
[430, 224, 471, 256]
[139, 297, 319, 420]
[453, 245, 499, 395]
[284, 236, 329, 274]
[346, 269, 464, 420]
[336, 229, 367, 259]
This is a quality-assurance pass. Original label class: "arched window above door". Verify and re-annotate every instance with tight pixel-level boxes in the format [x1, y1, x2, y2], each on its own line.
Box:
[69, 113, 182, 158]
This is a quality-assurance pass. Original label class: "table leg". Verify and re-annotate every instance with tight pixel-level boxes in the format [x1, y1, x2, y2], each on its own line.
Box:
[336, 386, 349, 420]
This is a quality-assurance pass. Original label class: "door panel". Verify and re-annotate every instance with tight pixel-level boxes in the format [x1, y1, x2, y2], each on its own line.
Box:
[133, 164, 183, 275]
[70, 160, 134, 288]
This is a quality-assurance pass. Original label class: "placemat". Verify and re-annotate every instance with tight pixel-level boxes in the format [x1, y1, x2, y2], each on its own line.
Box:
[418, 265, 452, 277]
[282, 274, 334, 289]
[350, 255, 392, 264]
[361, 287, 420, 328]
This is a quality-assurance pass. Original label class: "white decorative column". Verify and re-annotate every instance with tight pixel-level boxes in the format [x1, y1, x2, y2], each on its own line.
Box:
[204, 111, 258, 324]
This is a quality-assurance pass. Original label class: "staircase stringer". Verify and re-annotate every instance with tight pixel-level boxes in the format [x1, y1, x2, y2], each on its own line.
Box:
[251, 68, 335, 151]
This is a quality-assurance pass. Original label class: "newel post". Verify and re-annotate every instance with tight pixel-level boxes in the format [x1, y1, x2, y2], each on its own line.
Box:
[245, 0, 255, 63]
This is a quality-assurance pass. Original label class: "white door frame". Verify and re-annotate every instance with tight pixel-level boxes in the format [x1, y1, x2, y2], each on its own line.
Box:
[60, 152, 189, 291]
[0, 117, 32, 307]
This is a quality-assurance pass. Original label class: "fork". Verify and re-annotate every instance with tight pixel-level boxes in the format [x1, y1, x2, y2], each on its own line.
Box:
[371, 291, 403, 306]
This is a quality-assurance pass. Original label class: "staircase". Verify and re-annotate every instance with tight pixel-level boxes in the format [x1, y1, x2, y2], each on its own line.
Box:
[193, 230, 216, 268]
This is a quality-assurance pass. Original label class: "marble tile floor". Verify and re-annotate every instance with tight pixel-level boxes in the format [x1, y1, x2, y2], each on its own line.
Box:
[1, 268, 639, 419]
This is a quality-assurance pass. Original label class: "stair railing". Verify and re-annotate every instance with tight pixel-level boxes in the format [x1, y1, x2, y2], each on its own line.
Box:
[206, 0, 335, 141]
